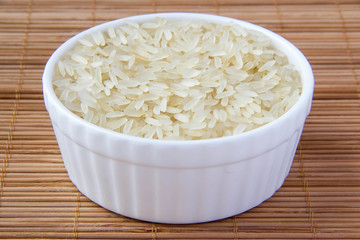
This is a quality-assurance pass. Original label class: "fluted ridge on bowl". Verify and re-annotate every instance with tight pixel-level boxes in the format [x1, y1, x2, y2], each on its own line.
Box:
[52, 116, 302, 223]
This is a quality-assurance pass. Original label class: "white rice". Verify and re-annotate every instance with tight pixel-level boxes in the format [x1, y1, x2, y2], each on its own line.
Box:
[53, 18, 302, 140]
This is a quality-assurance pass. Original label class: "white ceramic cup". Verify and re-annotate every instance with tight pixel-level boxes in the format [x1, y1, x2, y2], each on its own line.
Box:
[43, 13, 314, 224]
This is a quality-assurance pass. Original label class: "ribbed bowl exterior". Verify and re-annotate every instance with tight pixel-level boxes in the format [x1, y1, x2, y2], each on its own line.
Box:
[43, 13, 314, 224]
[45, 90, 308, 223]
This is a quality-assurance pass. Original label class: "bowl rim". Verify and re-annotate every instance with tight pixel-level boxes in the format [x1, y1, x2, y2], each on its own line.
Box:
[43, 12, 314, 146]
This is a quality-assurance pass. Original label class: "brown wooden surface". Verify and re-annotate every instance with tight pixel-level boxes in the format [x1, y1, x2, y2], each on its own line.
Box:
[1, 0, 360, 239]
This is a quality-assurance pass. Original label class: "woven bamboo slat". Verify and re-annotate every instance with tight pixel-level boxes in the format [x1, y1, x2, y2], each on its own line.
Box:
[0, 0, 360, 239]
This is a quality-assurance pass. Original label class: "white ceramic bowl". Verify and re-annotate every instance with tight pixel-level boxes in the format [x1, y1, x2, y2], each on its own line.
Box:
[43, 13, 314, 224]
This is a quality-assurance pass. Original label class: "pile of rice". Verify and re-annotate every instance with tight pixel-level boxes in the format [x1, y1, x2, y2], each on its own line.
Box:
[53, 18, 302, 140]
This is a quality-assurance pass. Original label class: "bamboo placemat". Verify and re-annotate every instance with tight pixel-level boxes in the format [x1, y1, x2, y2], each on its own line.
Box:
[1, 0, 360, 239]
